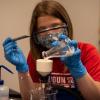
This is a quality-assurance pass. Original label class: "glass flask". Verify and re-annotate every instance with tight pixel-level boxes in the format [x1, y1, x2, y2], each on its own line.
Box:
[42, 34, 75, 59]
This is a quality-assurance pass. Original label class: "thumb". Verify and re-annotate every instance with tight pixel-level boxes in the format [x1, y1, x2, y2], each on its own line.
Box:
[69, 40, 77, 50]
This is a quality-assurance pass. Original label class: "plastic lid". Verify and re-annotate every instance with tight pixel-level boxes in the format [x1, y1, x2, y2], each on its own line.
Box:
[0, 80, 4, 85]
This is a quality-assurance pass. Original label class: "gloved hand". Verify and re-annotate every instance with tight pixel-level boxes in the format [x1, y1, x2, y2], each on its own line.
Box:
[60, 40, 87, 79]
[51, 34, 87, 79]
[3, 37, 29, 73]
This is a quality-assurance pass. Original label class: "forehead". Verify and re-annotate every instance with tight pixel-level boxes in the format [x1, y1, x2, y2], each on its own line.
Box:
[37, 15, 62, 28]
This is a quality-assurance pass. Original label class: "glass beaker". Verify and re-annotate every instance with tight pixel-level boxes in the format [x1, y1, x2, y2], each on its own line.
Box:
[30, 83, 57, 100]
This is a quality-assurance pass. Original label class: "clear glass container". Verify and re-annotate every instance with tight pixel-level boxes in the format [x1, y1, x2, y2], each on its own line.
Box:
[42, 34, 75, 59]
[30, 83, 57, 100]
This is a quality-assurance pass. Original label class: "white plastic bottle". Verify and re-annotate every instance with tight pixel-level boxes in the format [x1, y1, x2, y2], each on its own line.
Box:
[0, 80, 9, 100]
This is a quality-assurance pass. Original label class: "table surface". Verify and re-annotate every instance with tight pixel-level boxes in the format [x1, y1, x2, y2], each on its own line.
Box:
[9, 89, 21, 99]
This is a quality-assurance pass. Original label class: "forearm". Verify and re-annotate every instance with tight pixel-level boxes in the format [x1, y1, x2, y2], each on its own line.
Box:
[18, 72, 41, 100]
[76, 72, 100, 100]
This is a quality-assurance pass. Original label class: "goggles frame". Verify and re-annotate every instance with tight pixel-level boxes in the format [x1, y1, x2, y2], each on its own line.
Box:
[33, 23, 68, 45]
[37, 23, 67, 34]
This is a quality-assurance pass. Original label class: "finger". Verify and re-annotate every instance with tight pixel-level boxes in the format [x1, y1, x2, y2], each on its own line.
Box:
[4, 42, 17, 52]
[5, 49, 13, 55]
[51, 40, 60, 47]
[4, 45, 17, 53]
[58, 34, 67, 40]
[5, 46, 18, 55]
[4, 41, 17, 48]
[74, 48, 81, 56]
[3, 37, 14, 47]
[69, 40, 77, 50]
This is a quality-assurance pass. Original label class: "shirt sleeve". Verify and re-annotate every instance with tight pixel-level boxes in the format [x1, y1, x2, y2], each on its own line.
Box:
[27, 51, 40, 82]
[79, 43, 100, 82]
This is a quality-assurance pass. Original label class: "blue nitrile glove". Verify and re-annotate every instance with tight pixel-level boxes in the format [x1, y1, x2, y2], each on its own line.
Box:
[60, 40, 87, 79]
[3, 37, 29, 73]
[51, 34, 87, 79]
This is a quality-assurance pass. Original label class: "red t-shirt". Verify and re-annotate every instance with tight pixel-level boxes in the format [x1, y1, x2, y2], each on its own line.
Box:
[27, 42, 100, 88]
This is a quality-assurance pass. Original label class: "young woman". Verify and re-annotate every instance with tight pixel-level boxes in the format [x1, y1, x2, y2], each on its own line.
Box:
[3, 0, 100, 100]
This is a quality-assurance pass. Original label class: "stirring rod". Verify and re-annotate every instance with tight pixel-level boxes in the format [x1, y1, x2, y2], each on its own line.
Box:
[13, 35, 30, 41]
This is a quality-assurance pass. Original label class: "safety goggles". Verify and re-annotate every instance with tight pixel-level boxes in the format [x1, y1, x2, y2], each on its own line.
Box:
[37, 23, 67, 36]
[36, 23, 68, 48]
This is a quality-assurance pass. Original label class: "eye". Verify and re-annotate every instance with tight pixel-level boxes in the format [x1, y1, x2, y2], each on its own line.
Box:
[37, 27, 46, 33]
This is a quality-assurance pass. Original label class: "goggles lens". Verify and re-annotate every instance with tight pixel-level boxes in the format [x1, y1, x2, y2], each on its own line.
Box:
[37, 23, 68, 48]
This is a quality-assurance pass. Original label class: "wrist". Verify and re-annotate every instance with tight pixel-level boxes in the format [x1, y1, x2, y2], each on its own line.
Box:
[68, 61, 87, 79]
[16, 64, 29, 73]
[18, 72, 30, 80]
